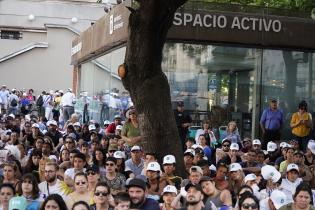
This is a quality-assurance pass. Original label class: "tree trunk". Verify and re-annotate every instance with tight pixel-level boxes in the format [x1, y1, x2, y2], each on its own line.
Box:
[122, 0, 187, 176]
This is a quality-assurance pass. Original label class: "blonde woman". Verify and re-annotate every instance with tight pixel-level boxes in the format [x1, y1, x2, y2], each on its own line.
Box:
[222, 121, 241, 144]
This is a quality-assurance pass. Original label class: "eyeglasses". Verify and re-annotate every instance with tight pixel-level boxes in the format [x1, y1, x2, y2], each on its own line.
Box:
[94, 192, 109, 197]
[87, 171, 96, 176]
[242, 203, 258, 209]
[222, 144, 230, 147]
[75, 181, 86, 185]
[106, 163, 115, 166]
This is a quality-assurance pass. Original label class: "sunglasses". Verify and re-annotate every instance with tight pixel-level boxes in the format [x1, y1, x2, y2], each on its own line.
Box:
[222, 144, 230, 147]
[242, 203, 258, 209]
[94, 192, 109, 197]
[106, 163, 115, 166]
[87, 171, 96, 176]
[75, 181, 86, 185]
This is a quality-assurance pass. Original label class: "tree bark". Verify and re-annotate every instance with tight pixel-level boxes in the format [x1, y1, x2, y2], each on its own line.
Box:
[122, 0, 187, 176]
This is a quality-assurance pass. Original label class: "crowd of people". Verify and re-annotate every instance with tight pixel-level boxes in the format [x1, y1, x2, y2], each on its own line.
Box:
[0, 86, 314, 210]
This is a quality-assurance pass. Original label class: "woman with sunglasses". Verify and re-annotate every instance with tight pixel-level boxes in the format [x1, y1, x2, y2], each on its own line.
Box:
[90, 182, 114, 210]
[67, 172, 93, 210]
[17, 173, 42, 210]
[239, 191, 259, 210]
[121, 107, 142, 147]
[279, 182, 315, 210]
[39, 194, 68, 210]
[0, 183, 16, 210]
[86, 165, 101, 195]
[103, 157, 126, 195]
[233, 185, 253, 210]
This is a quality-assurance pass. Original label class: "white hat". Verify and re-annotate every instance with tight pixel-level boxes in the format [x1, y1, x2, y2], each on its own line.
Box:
[286, 163, 299, 173]
[267, 141, 277, 152]
[113, 151, 125, 159]
[229, 163, 242, 172]
[49, 120, 57, 126]
[184, 149, 195, 157]
[49, 90, 54, 95]
[230, 143, 239, 151]
[67, 88, 72, 92]
[131, 145, 141, 151]
[261, 165, 281, 183]
[244, 173, 257, 184]
[8, 114, 15, 119]
[280, 142, 289, 148]
[73, 122, 81, 127]
[209, 164, 217, 171]
[104, 120, 111, 125]
[189, 166, 203, 175]
[163, 155, 176, 165]
[162, 185, 177, 195]
[307, 140, 315, 155]
[116, 125, 123, 130]
[192, 144, 203, 150]
[48, 155, 58, 161]
[59, 90, 64, 93]
[270, 190, 287, 209]
[88, 124, 96, 131]
[252, 139, 261, 145]
[31, 123, 39, 128]
[147, 162, 161, 172]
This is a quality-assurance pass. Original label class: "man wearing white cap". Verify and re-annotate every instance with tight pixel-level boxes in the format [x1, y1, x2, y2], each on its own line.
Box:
[125, 145, 144, 177]
[160, 185, 177, 210]
[244, 173, 261, 199]
[260, 165, 282, 200]
[220, 143, 242, 165]
[260, 189, 288, 210]
[146, 162, 168, 201]
[229, 163, 244, 198]
[280, 163, 302, 202]
[162, 155, 182, 190]
[252, 139, 262, 151]
[266, 141, 279, 165]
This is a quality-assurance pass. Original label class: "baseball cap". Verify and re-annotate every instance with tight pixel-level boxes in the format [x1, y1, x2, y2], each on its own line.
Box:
[294, 150, 304, 156]
[86, 165, 100, 173]
[127, 178, 146, 191]
[222, 138, 231, 144]
[230, 143, 239, 151]
[104, 120, 111, 125]
[49, 120, 58, 126]
[88, 124, 96, 131]
[31, 123, 39, 128]
[146, 162, 161, 172]
[116, 125, 123, 130]
[113, 151, 125, 159]
[184, 149, 195, 157]
[9, 196, 27, 210]
[252, 139, 261, 145]
[189, 166, 203, 175]
[8, 114, 15, 119]
[244, 173, 257, 184]
[229, 163, 242, 172]
[73, 122, 81, 127]
[162, 185, 177, 195]
[131, 145, 141, 152]
[270, 97, 277, 102]
[267, 141, 277, 152]
[185, 182, 202, 192]
[114, 115, 121, 119]
[261, 165, 281, 183]
[163, 155, 176, 165]
[108, 144, 118, 151]
[192, 144, 203, 150]
[307, 140, 315, 155]
[270, 190, 287, 209]
[286, 163, 299, 173]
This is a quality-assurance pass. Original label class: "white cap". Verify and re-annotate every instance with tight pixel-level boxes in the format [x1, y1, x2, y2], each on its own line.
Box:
[209, 164, 217, 171]
[280, 142, 287, 148]
[116, 125, 123, 130]
[244, 173, 257, 184]
[59, 90, 64, 93]
[131, 145, 141, 151]
[229, 163, 242, 172]
[73, 122, 81, 127]
[286, 163, 299, 173]
[252, 139, 261, 145]
[31, 123, 39, 128]
[113, 151, 125, 159]
[261, 165, 281, 183]
[163, 155, 176, 165]
[88, 124, 96, 131]
[49, 120, 57, 126]
[147, 162, 161, 172]
[48, 155, 58, 161]
[307, 140, 315, 155]
[104, 120, 111, 125]
[270, 190, 287, 209]
[230, 143, 239, 151]
[189, 166, 203, 175]
[267, 141, 277, 152]
[184, 149, 195, 157]
[192, 144, 203, 150]
[49, 90, 54, 95]
[8, 114, 15, 119]
[162, 185, 177, 195]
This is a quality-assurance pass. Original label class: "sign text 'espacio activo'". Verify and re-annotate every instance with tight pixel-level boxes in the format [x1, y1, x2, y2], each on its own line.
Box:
[173, 12, 282, 33]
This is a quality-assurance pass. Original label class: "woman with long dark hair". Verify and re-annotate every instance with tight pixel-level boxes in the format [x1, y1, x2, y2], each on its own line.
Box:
[39, 194, 68, 210]
[0, 183, 16, 210]
[17, 173, 41, 210]
[23, 149, 42, 174]
[92, 148, 106, 176]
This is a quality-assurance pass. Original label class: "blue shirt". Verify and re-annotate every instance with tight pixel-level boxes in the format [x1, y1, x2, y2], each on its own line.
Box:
[131, 198, 160, 210]
[260, 108, 283, 130]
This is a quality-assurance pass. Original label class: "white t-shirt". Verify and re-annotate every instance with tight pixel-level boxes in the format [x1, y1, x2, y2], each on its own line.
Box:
[39, 179, 69, 200]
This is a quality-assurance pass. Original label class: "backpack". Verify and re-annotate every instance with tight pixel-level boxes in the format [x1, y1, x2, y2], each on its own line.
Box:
[10, 98, 17, 107]
[36, 95, 44, 107]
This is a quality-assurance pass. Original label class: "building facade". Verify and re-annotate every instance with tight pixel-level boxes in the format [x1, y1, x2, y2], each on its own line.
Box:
[71, 1, 315, 139]
[0, 0, 105, 93]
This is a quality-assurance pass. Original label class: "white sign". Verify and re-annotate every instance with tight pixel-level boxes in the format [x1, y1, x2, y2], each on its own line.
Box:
[173, 12, 282, 33]
[71, 42, 82, 56]
[109, 14, 124, 35]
